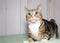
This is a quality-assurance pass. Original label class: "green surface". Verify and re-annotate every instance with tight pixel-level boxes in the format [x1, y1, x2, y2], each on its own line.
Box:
[24, 39, 60, 43]
[0, 34, 60, 43]
[0, 34, 28, 43]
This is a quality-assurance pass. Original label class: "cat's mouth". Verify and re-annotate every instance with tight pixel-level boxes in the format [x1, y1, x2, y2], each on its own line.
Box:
[30, 19, 40, 23]
[31, 20, 37, 23]
[28, 18, 41, 23]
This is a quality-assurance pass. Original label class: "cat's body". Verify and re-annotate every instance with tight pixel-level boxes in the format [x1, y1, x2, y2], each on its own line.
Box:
[26, 6, 58, 42]
[28, 21, 41, 40]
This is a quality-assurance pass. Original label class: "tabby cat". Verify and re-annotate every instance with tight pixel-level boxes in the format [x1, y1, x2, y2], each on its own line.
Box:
[26, 6, 58, 42]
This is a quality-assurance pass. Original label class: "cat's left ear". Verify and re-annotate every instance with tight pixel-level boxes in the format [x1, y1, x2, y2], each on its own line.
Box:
[37, 5, 42, 12]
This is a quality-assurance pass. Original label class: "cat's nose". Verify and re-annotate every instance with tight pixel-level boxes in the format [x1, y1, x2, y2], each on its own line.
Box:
[32, 16, 36, 19]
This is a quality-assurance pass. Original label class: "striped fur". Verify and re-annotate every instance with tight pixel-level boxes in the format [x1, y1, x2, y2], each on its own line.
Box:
[26, 6, 58, 42]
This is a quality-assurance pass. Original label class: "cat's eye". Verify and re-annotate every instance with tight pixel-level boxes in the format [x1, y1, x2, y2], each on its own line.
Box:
[28, 13, 31, 15]
[35, 12, 38, 14]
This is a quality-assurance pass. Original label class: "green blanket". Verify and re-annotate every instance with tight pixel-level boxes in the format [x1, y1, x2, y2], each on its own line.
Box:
[0, 34, 60, 43]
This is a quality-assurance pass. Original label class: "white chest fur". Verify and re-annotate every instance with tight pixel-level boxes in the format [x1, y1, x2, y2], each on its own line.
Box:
[28, 21, 41, 39]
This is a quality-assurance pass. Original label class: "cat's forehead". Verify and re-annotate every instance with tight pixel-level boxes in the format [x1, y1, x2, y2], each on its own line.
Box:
[26, 7, 42, 14]
[30, 9, 37, 11]
[28, 9, 37, 12]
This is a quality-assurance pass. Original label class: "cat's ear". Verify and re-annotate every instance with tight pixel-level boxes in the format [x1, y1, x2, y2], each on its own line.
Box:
[37, 5, 42, 12]
[25, 7, 30, 12]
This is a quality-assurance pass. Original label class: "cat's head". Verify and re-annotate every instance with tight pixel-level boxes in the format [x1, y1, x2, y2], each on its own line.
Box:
[26, 6, 42, 23]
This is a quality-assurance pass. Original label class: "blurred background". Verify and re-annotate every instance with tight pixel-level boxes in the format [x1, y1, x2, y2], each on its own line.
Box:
[0, 0, 60, 36]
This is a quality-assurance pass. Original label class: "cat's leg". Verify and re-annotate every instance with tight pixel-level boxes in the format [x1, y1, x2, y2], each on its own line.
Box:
[38, 32, 48, 41]
[28, 37, 34, 42]
[56, 26, 59, 38]
[41, 39, 48, 41]
[41, 34, 49, 41]
[27, 33, 35, 42]
[41, 37, 48, 41]
[27, 28, 34, 42]
[56, 33, 59, 38]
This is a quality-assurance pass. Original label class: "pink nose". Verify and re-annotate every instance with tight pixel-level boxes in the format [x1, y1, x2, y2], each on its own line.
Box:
[32, 16, 36, 19]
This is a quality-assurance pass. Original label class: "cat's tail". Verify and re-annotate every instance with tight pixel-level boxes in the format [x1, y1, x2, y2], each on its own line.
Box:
[50, 19, 55, 23]
[50, 19, 59, 38]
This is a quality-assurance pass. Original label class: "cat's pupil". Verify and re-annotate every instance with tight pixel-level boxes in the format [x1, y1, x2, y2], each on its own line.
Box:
[35, 12, 38, 14]
[28, 13, 31, 15]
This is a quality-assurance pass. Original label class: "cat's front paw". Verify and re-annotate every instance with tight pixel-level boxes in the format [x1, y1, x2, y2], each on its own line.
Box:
[23, 41, 34, 43]
[41, 39, 48, 41]
[28, 38, 34, 42]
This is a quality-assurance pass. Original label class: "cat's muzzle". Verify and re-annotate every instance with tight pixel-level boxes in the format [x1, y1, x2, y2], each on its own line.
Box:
[30, 19, 37, 23]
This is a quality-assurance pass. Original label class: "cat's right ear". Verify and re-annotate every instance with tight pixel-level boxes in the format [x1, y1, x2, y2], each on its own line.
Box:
[25, 7, 29, 21]
[25, 7, 30, 12]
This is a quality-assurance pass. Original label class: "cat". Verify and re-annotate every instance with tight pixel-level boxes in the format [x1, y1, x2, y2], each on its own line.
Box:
[25, 6, 58, 42]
